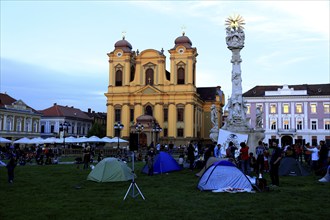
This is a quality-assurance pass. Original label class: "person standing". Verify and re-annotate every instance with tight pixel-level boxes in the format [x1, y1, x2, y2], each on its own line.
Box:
[239, 142, 249, 175]
[187, 142, 195, 171]
[83, 146, 91, 170]
[269, 142, 282, 187]
[214, 144, 221, 158]
[319, 140, 329, 172]
[147, 147, 155, 176]
[304, 143, 319, 172]
[6, 151, 17, 183]
[255, 141, 266, 178]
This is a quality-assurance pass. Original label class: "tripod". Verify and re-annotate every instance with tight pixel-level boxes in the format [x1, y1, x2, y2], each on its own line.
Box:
[123, 151, 145, 200]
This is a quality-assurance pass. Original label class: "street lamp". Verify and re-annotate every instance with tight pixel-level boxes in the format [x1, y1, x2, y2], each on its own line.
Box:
[114, 121, 124, 150]
[135, 122, 144, 149]
[60, 121, 71, 148]
[152, 123, 162, 145]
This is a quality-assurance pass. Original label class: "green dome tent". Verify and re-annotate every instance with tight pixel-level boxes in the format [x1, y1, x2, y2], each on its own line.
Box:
[87, 157, 136, 182]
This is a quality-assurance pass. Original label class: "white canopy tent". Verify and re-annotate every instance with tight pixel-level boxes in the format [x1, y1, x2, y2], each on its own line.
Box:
[14, 137, 32, 144]
[0, 137, 12, 144]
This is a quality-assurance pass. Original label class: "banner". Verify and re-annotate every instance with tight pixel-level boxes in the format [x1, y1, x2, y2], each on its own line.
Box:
[217, 129, 248, 158]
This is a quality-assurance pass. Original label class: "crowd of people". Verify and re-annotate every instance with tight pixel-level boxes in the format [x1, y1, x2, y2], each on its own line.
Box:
[1, 139, 329, 186]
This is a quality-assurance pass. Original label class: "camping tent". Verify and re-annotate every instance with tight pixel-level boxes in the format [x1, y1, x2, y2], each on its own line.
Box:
[198, 160, 254, 193]
[87, 157, 135, 182]
[195, 157, 228, 177]
[279, 157, 310, 176]
[142, 151, 182, 175]
[319, 165, 330, 183]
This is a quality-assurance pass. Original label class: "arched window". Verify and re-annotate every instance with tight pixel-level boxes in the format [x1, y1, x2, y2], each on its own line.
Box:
[115, 70, 123, 86]
[145, 105, 153, 116]
[177, 67, 185, 84]
[130, 65, 135, 82]
[145, 68, 154, 85]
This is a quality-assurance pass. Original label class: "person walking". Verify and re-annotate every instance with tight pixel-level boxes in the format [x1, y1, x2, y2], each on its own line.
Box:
[269, 142, 282, 187]
[147, 147, 155, 176]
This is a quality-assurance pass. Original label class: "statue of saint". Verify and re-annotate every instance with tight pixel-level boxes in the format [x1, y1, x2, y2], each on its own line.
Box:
[210, 104, 218, 128]
[256, 106, 263, 128]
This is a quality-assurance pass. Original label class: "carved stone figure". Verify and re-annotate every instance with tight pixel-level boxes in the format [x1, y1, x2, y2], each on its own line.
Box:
[210, 104, 218, 128]
[256, 106, 263, 128]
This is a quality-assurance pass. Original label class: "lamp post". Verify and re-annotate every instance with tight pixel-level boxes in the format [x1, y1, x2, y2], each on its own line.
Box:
[114, 121, 124, 150]
[135, 122, 144, 150]
[152, 123, 162, 145]
[60, 121, 71, 148]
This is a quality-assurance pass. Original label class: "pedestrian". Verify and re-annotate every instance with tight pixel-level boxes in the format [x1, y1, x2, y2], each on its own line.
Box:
[255, 141, 266, 178]
[269, 142, 282, 187]
[6, 151, 17, 183]
[304, 143, 319, 172]
[147, 147, 155, 176]
[239, 142, 250, 175]
[83, 146, 91, 169]
[214, 144, 221, 158]
[187, 142, 195, 171]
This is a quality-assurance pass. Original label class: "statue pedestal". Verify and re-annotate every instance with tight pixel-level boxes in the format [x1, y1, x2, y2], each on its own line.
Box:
[210, 127, 219, 143]
[221, 127, 265, 153]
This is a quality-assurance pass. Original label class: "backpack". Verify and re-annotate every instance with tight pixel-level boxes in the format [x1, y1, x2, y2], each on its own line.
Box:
[255, 178, 269, 192]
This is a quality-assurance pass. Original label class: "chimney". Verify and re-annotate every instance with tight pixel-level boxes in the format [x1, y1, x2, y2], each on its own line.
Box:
[54, 103, 57, 106]
[88, 108, 91, 113]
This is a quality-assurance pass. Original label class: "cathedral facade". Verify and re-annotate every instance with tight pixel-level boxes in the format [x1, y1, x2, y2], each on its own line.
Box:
[105, 33, 224, 146]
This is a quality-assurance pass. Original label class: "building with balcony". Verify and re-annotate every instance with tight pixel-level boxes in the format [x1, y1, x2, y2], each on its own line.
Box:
[243, 84, 330, 147]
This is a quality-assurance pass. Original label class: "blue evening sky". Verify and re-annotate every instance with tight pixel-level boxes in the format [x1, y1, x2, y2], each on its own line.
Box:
[1, 1, 329, 113]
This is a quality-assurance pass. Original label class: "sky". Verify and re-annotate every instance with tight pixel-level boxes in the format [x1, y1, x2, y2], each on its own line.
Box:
[1, 0, 329, 113]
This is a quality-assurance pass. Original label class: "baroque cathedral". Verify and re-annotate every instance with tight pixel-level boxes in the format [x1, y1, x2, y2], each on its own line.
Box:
[105, 32, 224, 146]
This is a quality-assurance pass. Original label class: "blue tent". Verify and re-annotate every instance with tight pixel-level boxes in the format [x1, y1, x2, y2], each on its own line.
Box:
[142, 151, 182, 175]
[198, 160, 254, 192]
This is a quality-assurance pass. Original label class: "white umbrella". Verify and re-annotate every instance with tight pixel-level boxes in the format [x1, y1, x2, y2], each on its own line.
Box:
[30, 137, 45, 144]
[43, 137, 58, 144]
[0, 137, 12, 144]
[87, 136, 102, 143]
[76, 136, 89, 143]
[111, 137, 128, 143]
[64, 136, 78, 143]
[14, 137, 32, 144]
[101, 137, 115, 143]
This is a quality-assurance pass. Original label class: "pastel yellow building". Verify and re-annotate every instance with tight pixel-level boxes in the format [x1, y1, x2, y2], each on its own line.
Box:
[105, 33, 224, 146]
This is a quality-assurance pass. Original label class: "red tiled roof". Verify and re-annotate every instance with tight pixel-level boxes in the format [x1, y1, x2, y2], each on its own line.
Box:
[0, 93, 17, 107]
[40, 104, 92, 120]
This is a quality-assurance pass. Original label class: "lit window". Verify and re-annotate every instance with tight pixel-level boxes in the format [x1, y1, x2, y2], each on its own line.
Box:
[311, 121, 317, 130]
[271, 121, 277, 130]
[284, 120, 289, 129]
[325, 121, 330, 130]
[283, 104, 289, 114]
[296, 121, 302, 130]
[270, 104, 276, 114]
[324, 104, 330, 113]
[296, 104, 303, 114]
[246, 105, 250, 114]
[310, 104, 317, 113]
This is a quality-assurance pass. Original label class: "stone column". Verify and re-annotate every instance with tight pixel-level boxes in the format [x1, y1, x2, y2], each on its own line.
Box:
[106, 104, 115, 137]
[168, 103, 176, 138]
[184, 103, 194, 138]
[122, 104, 130, 137]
